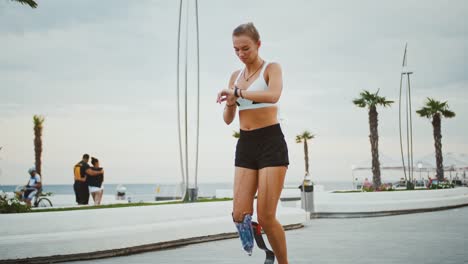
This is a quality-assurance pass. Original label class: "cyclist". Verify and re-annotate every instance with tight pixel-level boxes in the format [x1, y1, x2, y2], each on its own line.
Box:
[22, 167, 42, 206]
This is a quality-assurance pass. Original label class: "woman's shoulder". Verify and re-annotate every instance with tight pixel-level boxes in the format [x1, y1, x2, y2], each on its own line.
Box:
[229, 69, 242, 85]
[230, 69, 242, 79]
[264, 62, 282, 80]
[265, 62, 282, 71]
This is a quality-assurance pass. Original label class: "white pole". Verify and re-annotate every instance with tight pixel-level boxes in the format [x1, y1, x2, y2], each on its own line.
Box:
[176, 0, 186, 200]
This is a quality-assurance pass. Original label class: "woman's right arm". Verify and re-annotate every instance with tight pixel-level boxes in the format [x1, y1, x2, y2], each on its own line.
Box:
[223, 71, 239, 125]
[86, 168, 105, 176]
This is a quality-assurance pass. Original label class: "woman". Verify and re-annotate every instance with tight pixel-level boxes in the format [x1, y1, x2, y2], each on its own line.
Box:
[216, 22, 289, 264]
[87, 157, 104, 205]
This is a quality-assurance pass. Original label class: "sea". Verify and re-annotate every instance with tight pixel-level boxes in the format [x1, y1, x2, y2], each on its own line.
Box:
[0, 181, 353, 200]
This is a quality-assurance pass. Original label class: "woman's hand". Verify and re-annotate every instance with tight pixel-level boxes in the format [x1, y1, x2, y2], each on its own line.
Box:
[216, 88, 236, 104]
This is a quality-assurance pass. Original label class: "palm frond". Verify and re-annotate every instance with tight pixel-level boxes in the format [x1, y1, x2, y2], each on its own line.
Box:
[354, 89, 393, 108]
[376, 96, 394, 107]
[442, 109, 456, 118]
[417, 98, 456, 119]
[297, 131, 315, 143]
[302, 131, 314, 139]
[352, 98, 367, 108]
[296, 135, 302, 143]
[416, 107, 432, 118]
[33, 115, 45, 128]
[11, 0, 37, 8]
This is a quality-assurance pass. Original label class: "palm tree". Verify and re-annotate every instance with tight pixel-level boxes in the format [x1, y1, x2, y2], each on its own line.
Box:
[353, 90, 394, 189]
[11, 0, 37, 8]
[33, 115, 45, 176]
[296, 131, 315, 176]
[232, 130, 240, 139]
[416, 98, 455, 181]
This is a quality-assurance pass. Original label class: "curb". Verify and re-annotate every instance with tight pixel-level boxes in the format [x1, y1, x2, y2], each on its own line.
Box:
[310, 203, 468, 219]
[0, 224, 303, 264]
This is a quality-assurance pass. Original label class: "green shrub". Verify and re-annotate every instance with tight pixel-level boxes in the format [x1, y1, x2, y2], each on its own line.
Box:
[0, 191, 31, 214]
[429, 181, 454, 189]
[362, 185, 374, 192]
[360, 183, 397, 192]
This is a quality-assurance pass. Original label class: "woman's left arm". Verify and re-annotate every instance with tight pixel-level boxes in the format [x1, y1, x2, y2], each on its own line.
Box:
[240, 63, 283, 104]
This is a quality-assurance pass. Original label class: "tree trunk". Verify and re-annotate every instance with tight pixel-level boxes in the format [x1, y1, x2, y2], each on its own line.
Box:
[432, 114, 444, 181]
[34, 124, 42, 176]
[304, 139, 309, 175]
[369, 106, 381, 188]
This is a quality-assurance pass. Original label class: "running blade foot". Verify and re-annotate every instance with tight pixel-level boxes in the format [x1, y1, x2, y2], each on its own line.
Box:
[252, 221, 275, 264]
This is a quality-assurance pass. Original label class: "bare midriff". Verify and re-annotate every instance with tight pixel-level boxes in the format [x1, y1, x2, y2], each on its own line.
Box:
[239, 106, 278, 131]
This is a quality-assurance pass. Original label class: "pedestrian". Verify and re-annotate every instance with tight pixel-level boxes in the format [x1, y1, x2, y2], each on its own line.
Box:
[73, 154, 103, 205]
[216, 22, 289, 264]
[87, 157, 104, 205]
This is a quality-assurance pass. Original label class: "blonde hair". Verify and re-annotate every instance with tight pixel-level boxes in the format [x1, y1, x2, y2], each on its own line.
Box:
[232, 22, 260, 42]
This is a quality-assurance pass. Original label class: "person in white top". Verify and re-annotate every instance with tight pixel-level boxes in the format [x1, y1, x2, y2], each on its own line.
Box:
[22, 167, 42, 206]
[216, 22, 289, 264]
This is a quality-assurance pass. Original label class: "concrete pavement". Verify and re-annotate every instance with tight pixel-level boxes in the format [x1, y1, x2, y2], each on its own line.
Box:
[2, 188, 468, 263]
[0, 200, 306, 263]
[67, 206, 468, 264]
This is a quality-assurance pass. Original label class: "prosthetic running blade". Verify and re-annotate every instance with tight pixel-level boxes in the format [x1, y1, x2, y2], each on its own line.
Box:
[252, 221, 275, 264]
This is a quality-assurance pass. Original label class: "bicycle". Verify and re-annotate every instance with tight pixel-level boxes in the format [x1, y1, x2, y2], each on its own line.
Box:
[15, 185, 53, 208]
[32, 189, 53, 208]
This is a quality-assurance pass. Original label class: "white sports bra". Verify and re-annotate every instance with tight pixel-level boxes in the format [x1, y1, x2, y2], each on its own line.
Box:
[235, 62, 276, 111]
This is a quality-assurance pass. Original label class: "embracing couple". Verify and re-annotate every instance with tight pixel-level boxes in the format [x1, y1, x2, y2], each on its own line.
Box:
[73, 154, 105, 205]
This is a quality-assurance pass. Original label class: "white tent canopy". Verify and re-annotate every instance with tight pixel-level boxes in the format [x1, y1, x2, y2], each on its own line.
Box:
[352, 153, 428, 171]
[416, 152, 468, 171]
[352, 152, 468, 171]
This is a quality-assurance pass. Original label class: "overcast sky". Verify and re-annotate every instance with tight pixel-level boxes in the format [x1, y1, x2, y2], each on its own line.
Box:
[1, 0, 467, 185]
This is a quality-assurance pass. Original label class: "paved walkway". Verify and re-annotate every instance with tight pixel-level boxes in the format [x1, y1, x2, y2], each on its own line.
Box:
[0, 201, 305, 262]
[67, 207, 468, 264]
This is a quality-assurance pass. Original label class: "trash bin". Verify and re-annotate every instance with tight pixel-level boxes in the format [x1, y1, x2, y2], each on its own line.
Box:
[298, 177, 314, 212]
[116, 184, 126, 200]
[188, 187, 198, 202]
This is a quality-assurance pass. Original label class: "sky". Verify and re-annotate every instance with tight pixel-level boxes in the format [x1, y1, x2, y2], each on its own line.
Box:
[0, 0, 467, 185]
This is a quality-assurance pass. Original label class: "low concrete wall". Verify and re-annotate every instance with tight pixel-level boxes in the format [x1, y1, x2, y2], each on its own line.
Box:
[310, 187, 468, 217]
[216, 185, 324, 201]
[219, 187, 468, 217]
[0, 201, 306, 263]
[46, 194, 129, 207]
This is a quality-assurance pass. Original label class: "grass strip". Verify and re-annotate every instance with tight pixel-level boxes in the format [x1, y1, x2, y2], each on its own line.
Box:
[28, 197, 233, 213]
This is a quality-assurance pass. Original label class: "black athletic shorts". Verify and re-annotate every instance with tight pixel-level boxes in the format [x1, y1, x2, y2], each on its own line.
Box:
[235, 123, 289, 170]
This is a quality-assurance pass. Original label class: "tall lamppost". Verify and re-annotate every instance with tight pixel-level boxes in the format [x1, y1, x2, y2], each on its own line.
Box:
[176, 0, 201, 202]
[399, 43, 415, 189]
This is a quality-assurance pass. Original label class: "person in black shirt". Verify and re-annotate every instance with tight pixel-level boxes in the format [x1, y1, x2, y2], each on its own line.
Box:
[87, 157, 104, 205]
[73, 154, 103, 205]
